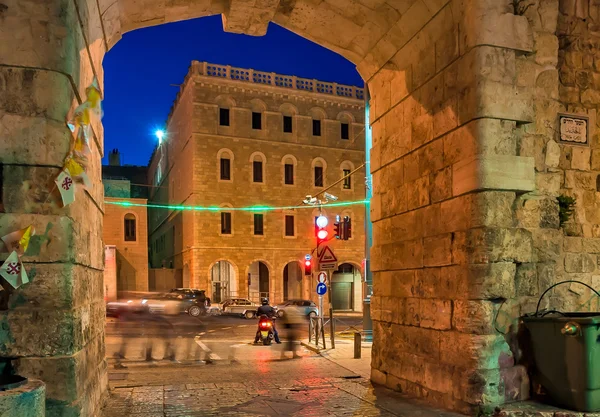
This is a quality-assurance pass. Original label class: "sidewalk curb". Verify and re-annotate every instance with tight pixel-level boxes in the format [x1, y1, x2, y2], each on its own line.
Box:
[300, 341, 329, 354]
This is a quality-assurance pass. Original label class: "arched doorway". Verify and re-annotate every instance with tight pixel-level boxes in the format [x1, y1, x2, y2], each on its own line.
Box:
[248, 261, 270, 303]
[210, 260, 237, 303]
[283, 262, 302, 301]
[331, 263, 361, 312]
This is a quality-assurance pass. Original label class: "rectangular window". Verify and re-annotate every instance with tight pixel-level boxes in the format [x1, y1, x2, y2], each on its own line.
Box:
[314, 166, 324, 187]
[219, 108, 230, 126]
[343, 169, 351, 189]
[285, 215, 295, 237]
[284, 163, 294, 185]
[220, 158, 231, 180]
[254, 214, 264, 236]
[312, 119, 321, 136]
[221, 212, 232, 234]
[124, 217, 136, 242]
[341, 123, 349, 139]
[252, 112, 262, 130]
[253, 161, 263, 183]
[283, 116, 293, 133]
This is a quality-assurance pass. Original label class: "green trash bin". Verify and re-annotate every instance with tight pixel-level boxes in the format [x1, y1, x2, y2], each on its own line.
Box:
[522, 280, 600, 412]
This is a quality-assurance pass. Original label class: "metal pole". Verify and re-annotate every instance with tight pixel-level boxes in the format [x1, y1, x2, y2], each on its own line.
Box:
[318, 294, 324, 348]
[363, 90, 373, 342]
[354, 332, 361, 359]
[327, 270, 335, 349]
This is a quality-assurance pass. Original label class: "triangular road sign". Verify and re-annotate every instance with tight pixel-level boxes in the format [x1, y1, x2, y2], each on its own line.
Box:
[319, 246, 337, 263]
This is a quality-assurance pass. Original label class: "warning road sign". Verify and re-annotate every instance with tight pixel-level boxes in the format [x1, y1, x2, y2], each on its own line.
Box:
[319, 246, 337, 263]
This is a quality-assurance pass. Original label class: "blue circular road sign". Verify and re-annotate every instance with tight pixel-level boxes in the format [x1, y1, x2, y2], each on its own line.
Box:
[316, 282, 327, 295]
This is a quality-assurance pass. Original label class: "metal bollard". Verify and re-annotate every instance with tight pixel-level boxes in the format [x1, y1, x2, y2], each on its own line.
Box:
[354, 332, 361, 359]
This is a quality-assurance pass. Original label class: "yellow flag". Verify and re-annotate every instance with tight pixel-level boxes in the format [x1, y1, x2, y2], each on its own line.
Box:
[1, 225, 35, 255]
[64, 156, 85, 177]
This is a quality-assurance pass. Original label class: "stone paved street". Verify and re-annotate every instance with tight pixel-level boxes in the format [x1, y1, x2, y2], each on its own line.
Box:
[102, 354, 465, 417]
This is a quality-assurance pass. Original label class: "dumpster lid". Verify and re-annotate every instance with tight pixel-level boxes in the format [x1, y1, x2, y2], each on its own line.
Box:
[522, 312, 600, 324]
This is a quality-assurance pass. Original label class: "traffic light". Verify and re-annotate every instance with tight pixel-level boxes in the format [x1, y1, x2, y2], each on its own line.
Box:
[315, 215, 328, 245]
[304, 258, 312, 276]
[343, 216, 352, 240]
[333, 215, 341, 239]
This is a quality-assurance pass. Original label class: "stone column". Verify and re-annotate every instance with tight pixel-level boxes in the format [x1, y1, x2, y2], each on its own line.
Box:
[0, 0, 107, 415]
[365, 0, 537, 413]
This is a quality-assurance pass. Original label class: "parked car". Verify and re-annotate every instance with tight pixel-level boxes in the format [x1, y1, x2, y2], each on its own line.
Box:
[169, 288, 211, 317]
[220, 298, 260, 319]
[275, 299, 318, 318]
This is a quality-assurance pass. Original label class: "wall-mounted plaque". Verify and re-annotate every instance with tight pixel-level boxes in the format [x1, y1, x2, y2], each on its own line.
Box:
[559, 113, 589, 146]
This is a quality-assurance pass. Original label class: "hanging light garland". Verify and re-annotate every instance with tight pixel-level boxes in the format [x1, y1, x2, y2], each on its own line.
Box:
[105, 199, 369, 212]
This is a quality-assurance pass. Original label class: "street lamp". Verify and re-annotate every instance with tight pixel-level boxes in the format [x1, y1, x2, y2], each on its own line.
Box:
[155, 129, 165, 144]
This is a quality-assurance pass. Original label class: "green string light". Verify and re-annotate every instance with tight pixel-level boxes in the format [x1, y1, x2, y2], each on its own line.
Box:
[105, 199, 369, 212]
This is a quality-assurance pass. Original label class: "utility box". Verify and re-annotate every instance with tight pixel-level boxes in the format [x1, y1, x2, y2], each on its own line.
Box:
[523, 313, 600, 412]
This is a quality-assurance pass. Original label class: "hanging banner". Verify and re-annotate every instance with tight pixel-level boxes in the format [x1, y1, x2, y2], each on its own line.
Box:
[55, 169, 76, 206]
[1, 225, 35, 255]
[0, 251, 29, 289]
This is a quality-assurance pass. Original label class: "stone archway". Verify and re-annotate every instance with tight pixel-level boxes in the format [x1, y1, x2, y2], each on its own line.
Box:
[209, 260, 238, 303]
[2, 0, 556, 415]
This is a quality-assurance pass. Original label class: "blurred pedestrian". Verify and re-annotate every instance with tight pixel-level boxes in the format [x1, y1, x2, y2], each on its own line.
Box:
[143, 311, 177, 363]
[281, 306, 304, 359]
[113, 311, 132, 369]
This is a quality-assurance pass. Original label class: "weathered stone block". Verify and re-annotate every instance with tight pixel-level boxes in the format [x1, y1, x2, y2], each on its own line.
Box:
[430, 166, 452, 203]
[565, 170, 596, 190]
[583, 238, 600, 253]
[419, 298, 452, 330]
[564, 236, 583, 252]
[440, 332, 513, 370]
[471, 191, 516, 228]
[565, 252, 596, 273]
[418, 139, 444, 177]
[391, 324, 441, 359]
[532, 228, 563, 262]
[545, 139, 560, 168]
[0, 379, 45, 417]
[406, 176, 430, 210]
[459, 262, 517, 300]
[397, 297, 421, 326]
[515, 195, 560, 229]
[535, 172, 562, 196]
[423, 234, 452, 267]
[469, 228, 533, 264]
[515, 263, 537, 296]
[453, 367, 504, 405]
[453, 300, 497, 334]
[571, 146, 591, 170]
[453, 156, 535, 196]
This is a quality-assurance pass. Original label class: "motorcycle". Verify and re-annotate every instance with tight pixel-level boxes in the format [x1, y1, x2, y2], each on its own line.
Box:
[257, 314, 275, 345]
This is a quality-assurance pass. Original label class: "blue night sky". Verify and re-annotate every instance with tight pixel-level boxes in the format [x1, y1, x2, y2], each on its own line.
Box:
[102, 15, 364, 166]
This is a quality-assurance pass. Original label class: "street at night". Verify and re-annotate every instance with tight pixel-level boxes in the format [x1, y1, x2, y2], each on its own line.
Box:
[103, 314, 464, 417]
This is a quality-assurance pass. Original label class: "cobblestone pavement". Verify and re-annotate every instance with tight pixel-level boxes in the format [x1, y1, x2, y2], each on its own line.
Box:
[103, 353, 465, 417]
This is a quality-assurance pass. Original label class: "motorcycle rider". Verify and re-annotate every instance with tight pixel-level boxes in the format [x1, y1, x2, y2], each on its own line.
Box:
[253, 298, 281, 344]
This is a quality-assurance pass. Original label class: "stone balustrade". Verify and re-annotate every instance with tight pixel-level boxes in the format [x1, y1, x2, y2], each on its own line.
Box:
[190, 61, 365, 100]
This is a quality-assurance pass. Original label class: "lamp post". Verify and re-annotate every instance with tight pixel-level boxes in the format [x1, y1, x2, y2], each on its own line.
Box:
[363, 92, 373, 342]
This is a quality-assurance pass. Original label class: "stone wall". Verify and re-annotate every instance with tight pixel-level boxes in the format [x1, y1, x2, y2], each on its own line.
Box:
[368, 0, 541, 413]
[0, 0, 108, 415]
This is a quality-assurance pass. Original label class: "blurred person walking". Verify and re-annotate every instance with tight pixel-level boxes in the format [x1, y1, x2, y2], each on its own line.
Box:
[281, 306, 304, 359]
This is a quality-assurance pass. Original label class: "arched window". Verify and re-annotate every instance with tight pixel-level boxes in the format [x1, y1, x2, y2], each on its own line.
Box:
[216, 95, 236, 127]
[220, 204, 233, 236]
[217, 148, 234, 182]
[340, 160, 355, 190]
[310, 107, 327, 137]
[312, 158, 327, 188]
[281, 154, 297, 186]
[280, 103, 298, 134]
[337, 112, 355, 140]
[124, 213, 137, 242]
[250, 152, 266, 184]
[250, 99, 266, 130]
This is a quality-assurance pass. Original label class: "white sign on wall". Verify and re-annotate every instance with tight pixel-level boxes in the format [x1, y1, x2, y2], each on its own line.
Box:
[559, 113, 589, 146]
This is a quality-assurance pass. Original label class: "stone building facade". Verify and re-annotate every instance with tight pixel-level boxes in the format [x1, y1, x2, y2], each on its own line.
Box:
[147, 61, 366, 309]
[102, 155, 149, 294]
[7, 0, 600, 415]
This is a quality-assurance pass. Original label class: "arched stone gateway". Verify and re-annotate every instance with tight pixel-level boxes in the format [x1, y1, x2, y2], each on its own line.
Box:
[4, 0, 596, 415]
[283, 261, 303, 301]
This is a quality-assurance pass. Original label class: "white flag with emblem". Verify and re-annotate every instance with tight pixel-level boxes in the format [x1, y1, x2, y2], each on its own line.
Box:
[0, 251, 29, 289]
[55, 169, 76, 206]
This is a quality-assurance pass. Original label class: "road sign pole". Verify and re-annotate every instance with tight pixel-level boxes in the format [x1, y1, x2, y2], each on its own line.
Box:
[327, 270, 335, 349]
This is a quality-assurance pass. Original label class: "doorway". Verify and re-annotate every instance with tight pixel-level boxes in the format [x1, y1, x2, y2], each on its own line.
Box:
[211, 260, 236, 303]
[283, 261, 302, 301]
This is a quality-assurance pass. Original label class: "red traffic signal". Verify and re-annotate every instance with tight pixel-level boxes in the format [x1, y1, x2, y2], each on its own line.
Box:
[304, 259, 313, 276]
[315, 215, 329, 244]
